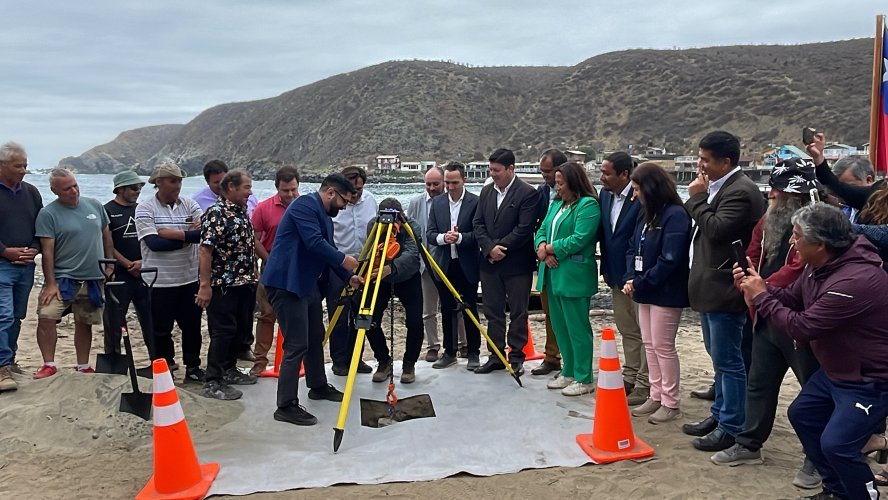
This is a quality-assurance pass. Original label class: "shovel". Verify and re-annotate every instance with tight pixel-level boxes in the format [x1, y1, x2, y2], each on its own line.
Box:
[118, 322, 153, 420]
[95, 259, 128, 375]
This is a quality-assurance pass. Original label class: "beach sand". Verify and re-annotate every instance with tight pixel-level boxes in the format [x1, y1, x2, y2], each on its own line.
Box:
[0, 268, 880, 500]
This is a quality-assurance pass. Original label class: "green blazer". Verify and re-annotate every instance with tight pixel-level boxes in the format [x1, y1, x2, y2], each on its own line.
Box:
[534, 196, 601, 297]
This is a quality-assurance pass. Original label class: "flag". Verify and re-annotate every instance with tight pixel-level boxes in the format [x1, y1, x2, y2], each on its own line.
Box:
[872, 16, 888, 174]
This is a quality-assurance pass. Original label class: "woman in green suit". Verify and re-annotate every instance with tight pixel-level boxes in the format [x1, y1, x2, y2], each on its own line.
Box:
[534, 162, 601, 396]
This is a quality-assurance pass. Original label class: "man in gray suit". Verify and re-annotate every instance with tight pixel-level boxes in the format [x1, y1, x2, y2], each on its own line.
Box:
[426, 162, 481, 370]
[473, 148, 539, 376]
[407, 166, 465, 362]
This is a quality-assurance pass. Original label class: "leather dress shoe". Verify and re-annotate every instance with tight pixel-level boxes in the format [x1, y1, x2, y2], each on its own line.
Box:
[682, 416, 718, 437]
[510, 362, 525, 376]
[693, 428, 735, 452]
[474, 359, 505, 374]
[690, 384, 716, 401]
[531, 361, 561, 376]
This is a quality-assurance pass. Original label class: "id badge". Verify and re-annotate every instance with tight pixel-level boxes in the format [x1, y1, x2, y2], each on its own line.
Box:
[635, 255, 643, 272]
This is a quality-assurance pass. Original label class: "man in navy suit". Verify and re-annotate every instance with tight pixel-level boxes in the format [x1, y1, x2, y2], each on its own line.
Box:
[427, 162, 482, 370]
[599, 151, 649, 406]
[531, 149, 568, 376]
[262, 174, 363, 426]
[473, 148, 539, 376]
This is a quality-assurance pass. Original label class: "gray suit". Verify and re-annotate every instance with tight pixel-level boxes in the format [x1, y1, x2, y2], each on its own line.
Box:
[406, 192, 465, 352]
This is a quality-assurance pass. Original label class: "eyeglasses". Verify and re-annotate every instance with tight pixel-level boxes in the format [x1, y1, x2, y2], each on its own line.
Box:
[124, 185, 143, 192]
[333, 191, 349, 204]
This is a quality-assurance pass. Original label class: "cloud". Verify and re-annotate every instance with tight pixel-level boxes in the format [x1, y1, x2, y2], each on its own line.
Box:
[2, 0, 884, 167]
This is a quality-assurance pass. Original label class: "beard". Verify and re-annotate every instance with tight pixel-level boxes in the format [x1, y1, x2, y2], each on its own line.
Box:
[326, 205, 341, 217]
[763, 195, 807, 259]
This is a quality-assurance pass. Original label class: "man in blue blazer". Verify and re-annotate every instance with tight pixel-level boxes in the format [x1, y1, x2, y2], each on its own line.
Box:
[427, 162, 482, 370]
[599, 152, 649, 406]
[262, 174, 363, 427]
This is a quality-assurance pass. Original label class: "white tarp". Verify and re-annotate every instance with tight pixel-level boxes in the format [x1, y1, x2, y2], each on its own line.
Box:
[203, 361, 596, 497]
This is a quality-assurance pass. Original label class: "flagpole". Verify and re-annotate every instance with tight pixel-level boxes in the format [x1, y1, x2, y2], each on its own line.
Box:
[869, 14, 885, 170]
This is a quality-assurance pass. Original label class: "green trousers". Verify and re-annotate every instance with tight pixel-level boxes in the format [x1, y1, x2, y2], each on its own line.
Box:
[545, 275, 594, 384]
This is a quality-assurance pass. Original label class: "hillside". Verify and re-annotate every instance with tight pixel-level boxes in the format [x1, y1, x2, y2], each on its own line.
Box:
[59, 124, 184, 174]
[60, 39, 876, 177]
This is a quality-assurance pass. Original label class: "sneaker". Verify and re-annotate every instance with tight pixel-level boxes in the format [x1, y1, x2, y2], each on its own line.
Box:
[185, 366, 207, 383]
[648, 406, 683, 424]
[10, 362, 24, 374]
[75, 366, 95, 374]
[308, 383, 344, 402]
[561, 381, 595, 396]
[798, 491, 844, 499]
[274, 404, 317, 426]
[33, 365, 58, 380]
[711, 443, 764, 466]
[224, 368, 258, 385]
[424, 348, 439, 363]
[631, 398, 661, 417]
[626, 387, 650, 406]
[0, 366, 17, 392]
[200, 380, 242, 400]
[547, 374, 574, 389]
[400, 362, 416, 384]
[793, 457, 822, 489]
[466, 352, 480, 371]
[432, 353, 457, 369]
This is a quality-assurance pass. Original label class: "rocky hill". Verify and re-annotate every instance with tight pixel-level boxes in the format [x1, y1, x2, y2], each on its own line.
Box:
[60, 38, 876, 177]
[59, 124, 184, 174]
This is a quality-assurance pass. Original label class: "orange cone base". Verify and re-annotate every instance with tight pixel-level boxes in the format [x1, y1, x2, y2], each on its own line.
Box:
[575, 433, 655, 464]
[523, 346, 545, 361]
[136, 462, 220, 500]
[259, 363, 304, 379]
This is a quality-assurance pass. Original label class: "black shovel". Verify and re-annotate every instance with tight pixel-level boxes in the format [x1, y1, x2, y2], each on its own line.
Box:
[104, 279, 153, 420]
[95, 259, 128, 375]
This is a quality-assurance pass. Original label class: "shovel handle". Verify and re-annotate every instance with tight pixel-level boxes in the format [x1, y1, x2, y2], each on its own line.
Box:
[99, 258, 117, 282]
[121, 326, 143, 395]
[139, 267, 159, 288]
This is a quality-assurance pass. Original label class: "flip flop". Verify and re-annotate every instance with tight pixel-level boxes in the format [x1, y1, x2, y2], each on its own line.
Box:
[875, 471, 888, 488]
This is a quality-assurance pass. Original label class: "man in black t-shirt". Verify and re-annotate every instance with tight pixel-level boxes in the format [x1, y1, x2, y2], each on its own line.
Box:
[103, 171, 154, 365]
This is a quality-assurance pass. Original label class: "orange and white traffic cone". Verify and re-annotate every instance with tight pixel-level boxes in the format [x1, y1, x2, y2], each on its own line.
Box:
[522, 319, 544, 361]
[136, 359, 219, 500]
[260, 328, 304, 378]
[576, 327, 654, 464]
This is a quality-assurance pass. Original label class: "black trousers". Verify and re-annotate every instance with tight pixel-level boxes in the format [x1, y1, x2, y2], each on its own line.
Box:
[735, 319, 820, 451]
[206, 284, 257, 382]
[267, 286, 329, 408]
[151, 282, 203, 369]
[102, 278, 154, 358]
[436, 262, 481, 357]
[479, 270, 532, 363]
[365, 274, 425, 365]
[326, 271, 360, 366]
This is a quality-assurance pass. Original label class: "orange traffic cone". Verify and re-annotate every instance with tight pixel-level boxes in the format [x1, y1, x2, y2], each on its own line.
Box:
[576, 327, 654, 464]
[522, 319, 544, 361]
[137, 359, 219, 500]
[260, 328, 304, 378]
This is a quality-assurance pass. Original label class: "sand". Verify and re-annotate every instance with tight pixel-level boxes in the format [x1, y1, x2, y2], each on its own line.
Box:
[0, 267, 882, 499]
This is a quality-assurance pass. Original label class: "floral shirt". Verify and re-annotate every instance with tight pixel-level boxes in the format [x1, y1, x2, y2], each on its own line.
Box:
[200, 199, 258, 287]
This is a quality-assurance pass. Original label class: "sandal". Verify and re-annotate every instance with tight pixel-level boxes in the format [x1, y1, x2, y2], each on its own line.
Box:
[875, 470, 888, 488]
[863, 434, 888, 464]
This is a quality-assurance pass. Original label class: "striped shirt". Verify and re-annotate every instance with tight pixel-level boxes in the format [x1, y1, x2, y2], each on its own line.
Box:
[135, 195, 203, 287]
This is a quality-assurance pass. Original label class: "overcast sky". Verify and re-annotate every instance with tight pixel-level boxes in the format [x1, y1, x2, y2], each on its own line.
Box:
[3, 0, 885, 168]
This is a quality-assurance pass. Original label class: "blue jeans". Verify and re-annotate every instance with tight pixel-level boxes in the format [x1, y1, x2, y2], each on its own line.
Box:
[699, 311, 747, 436]
[789, 369, 888, 499]
[0, 260, 35, 367]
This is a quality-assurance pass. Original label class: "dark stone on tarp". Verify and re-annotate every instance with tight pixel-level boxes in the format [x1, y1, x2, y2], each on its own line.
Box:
[360, 394, 436, 428]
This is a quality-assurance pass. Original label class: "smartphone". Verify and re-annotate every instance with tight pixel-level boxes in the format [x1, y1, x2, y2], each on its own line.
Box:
[732, 239, 748, 272]
[802, 127, 817, 146]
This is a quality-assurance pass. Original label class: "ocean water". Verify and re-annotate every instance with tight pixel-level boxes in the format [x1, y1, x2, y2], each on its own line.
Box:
[24, 173, 693, 206]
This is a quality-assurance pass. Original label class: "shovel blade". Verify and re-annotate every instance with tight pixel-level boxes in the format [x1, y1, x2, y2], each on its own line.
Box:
[120, 392, 153, 421]
[96, 353, 128, 375]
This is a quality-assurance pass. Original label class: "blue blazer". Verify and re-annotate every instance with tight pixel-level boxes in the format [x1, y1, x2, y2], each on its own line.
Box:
[261, 192, 352, 298]
[427, 190, 481, 284]
[623, 204, 691, 308]
[599, 188, 642, 288]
